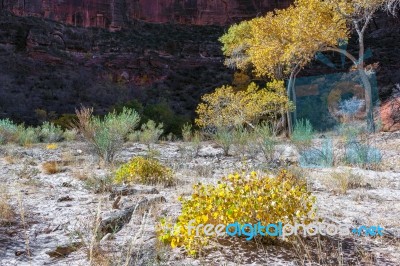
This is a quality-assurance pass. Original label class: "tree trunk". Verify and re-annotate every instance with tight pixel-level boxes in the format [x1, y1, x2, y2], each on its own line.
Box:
[324, 47, 375, 132]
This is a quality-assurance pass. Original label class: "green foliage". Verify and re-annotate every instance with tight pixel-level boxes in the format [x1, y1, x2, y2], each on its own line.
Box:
[143, 102, 190, 137]
[16, 126, 39, 146]
[39, 122, 64, 143]
[62, 129, 78, 141]
[214, 128, 234, 156]
[291, 119, 314, 149]
[114, 156, 174, 186]
[299, 139, 334, 168]
[138, 120, 164, 148]
[232, 126, 258, 158]
[181, 123, 193, 142]
[113, 100, 190, 136]
[75, 107, 140, 163]
[345, 140, 382, 167]
[255, 122, 278, 163]
[0, 119, 18, 144]
[157, 170, 316, 256]
[336, 123, 367, 142]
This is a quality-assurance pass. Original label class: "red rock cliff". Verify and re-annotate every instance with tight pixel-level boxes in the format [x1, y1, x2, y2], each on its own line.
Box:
[0, 0, 291, 28]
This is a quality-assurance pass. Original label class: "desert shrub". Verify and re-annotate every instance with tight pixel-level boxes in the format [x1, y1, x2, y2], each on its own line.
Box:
[255, 122, 278, 163]
[181, 123, 193, 142]
[299, 139, 334, 168]
[42, 161, 61, 175]
[39, 122, 64, 143]
[75, 107, 140, 163]
[62, 129, 78, 141]
[345, 140, 382, 167]
[114, 156, 174, 186]
[138, 120, 164, 148]
[0, 119, 18, 144]
[232, 126, 258, 158]
[16, 126, 39, 146]
[114, 100, 190, 136]
[196, 81, 293, 129]
[213, 128, 234, 156]
[337, 96, 365, 122]
[336, 122, 367, 141]
[157, 170, 316, 256]
[291, 119, 314, 149]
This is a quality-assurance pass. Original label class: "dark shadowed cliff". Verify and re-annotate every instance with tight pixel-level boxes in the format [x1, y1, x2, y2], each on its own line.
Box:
[0, 0, 291, 28]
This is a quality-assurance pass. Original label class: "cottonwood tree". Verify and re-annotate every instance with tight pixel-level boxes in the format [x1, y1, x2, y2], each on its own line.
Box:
[221, 0, 396, 133]
[220, 0, 348, 133]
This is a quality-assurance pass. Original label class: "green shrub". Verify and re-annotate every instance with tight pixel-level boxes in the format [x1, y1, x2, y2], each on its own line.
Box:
[62, 129, 78, 141]
[214, 128, 234, 156]
[75, 107, 140, 163]
[181, 123, 193, 142]
[255, 122, 278, 163]
[17, 126, 39, 146]
[0, 119, 18, 144]
[299, 139, 334, 168]
[114, 156, 174, 186]
[232, 126, 257, 158]
[143, 102, 189, 137]
[39, 122, 64, 143]
[292, 119, 314, 149]
[345, 140, 382, 167]
[157, 170, 316, 256]
[336, 123, 367, 141]
[138, 120, 164, 148]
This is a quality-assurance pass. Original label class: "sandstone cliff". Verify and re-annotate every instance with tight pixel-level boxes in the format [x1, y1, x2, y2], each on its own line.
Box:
[0, 0, 291, 28]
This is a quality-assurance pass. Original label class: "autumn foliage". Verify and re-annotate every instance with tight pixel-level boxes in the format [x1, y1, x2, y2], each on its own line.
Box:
[195, 81, 293, 129]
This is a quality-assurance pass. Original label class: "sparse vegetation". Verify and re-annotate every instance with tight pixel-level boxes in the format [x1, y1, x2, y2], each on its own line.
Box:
[0, 186, 14, 225]
[138, 120, 164, 149]
[75, 107, 140, 164]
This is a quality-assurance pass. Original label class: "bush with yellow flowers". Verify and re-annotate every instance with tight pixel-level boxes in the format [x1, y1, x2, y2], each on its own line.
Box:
[157, 170, 316, 256]
[195, 81, 293, 129]
[114, 156, 174, 186]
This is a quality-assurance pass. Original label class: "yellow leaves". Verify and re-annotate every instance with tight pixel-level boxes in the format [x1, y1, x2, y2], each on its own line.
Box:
[220, 0, 350, 79]
[156, 170, 317, 256]
[114, 156, 174, 186]
[195, 81, 292, 129]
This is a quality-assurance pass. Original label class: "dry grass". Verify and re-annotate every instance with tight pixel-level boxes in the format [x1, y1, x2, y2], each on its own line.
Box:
[323, 171, 367, 195]
[0, 186, 14, 225]
[42, 161, 61, 175]
[4, 155, 17, 164]
[72, 169, 90, 181]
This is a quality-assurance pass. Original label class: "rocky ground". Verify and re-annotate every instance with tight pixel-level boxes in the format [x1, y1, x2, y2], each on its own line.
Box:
[0, 132, 399, 266]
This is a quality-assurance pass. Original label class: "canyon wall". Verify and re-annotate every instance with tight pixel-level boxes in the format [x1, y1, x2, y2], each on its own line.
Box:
[0, 0, 291, 28]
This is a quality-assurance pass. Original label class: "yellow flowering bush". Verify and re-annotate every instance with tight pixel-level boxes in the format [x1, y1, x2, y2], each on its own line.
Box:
[195, 81, 293, 129]
[114, 156, 174, 186]
[157, 170, 316, 256]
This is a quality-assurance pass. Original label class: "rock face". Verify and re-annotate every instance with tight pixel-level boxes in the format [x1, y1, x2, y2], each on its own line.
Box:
[380, 86, 400, 132]
[0, 0, 291, 28]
